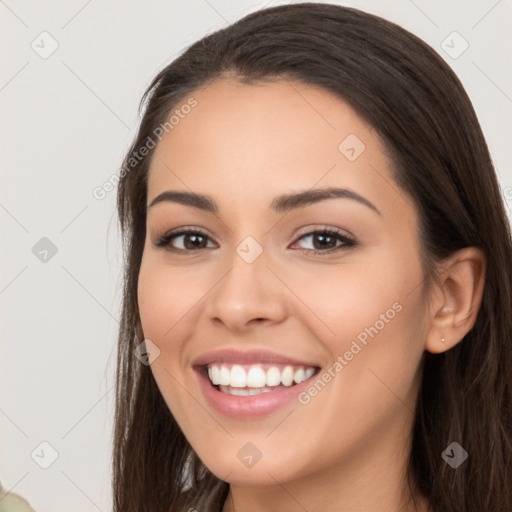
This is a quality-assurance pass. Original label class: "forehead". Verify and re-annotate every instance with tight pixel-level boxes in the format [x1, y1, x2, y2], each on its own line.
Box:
[146, 78, 403, 218]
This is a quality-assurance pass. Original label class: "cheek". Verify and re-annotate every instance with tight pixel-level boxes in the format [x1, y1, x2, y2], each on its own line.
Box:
[137, 260, 199, 430]
[137, 257, 200, 347]
[285, 255, 421, 345]
[287, 252, 426, 404]
[278, 269, 426, 472]
[137, 266, 169, 344]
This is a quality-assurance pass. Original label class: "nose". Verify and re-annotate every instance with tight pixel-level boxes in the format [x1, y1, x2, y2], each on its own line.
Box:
[207, 251, 288, 333]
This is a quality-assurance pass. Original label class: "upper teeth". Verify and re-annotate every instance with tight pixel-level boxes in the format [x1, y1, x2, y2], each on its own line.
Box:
[207, 364, 316, 388]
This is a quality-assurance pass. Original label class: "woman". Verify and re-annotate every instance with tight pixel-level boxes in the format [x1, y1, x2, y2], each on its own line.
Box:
[113, 3, 512, 511]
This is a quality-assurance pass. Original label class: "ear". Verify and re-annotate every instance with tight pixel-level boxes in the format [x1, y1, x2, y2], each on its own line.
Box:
[425, 247, 486, 354]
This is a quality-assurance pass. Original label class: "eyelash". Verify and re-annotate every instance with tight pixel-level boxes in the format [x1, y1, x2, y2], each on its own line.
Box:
[153, 226, 357, 255]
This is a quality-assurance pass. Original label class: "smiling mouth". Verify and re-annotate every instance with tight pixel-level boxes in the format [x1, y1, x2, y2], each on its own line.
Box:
[201, 363, 321, 396]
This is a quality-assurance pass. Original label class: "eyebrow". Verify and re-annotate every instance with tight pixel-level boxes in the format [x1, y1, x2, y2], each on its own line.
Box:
[147, 187, 381, 215]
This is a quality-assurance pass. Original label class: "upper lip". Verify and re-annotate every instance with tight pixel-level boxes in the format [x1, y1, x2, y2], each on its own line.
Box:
[192, 348, 320, 368]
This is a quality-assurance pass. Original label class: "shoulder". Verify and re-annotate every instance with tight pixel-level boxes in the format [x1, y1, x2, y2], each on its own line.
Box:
[0, 481, 37, 512]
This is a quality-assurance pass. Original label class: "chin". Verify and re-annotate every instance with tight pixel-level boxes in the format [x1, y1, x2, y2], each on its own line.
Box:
[197, 448, 301, 486]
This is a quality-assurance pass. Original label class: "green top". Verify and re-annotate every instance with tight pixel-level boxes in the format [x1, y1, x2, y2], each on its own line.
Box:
[0, 482, 36, 512]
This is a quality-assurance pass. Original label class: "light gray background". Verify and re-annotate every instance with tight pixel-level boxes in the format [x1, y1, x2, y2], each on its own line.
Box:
[1, 1, 511, 510]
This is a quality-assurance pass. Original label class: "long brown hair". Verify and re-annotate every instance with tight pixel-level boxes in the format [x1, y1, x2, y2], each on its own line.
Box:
[113, 3, 512, 511]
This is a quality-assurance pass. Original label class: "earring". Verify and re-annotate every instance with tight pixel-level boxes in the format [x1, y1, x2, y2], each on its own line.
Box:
[441, 337, 445, 343]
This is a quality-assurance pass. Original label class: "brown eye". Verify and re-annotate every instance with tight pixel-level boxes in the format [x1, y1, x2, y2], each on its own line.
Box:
[292, 229, 356, 254]
[154, 229, 216, 252]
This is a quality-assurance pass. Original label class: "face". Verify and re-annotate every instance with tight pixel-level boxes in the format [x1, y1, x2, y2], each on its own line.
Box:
[137, 78, 429, 486]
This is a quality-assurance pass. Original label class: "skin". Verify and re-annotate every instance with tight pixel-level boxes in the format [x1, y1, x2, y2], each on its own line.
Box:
[137, 78, 486, 512]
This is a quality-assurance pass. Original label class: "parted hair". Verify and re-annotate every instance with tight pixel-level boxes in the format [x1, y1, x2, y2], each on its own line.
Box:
[114, 3, 512, 511]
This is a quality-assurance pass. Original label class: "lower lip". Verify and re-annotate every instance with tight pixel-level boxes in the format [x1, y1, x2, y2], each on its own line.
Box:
[194, 367, 318, 418]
